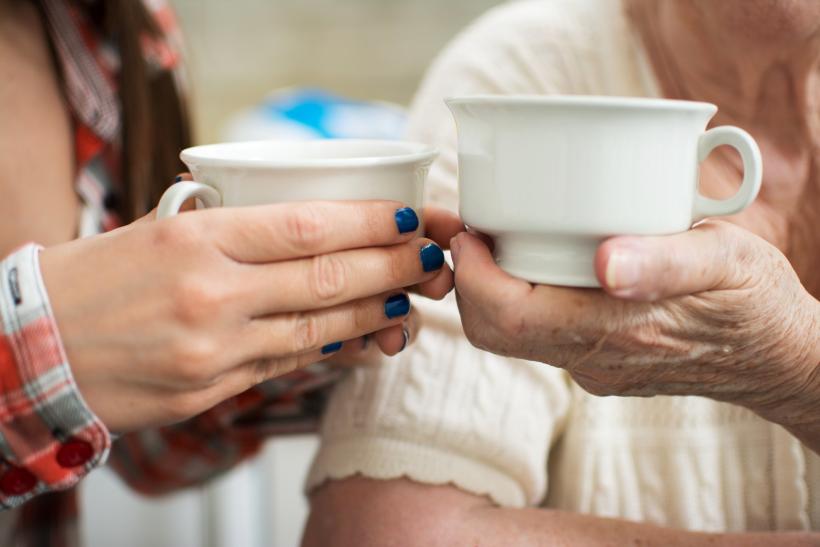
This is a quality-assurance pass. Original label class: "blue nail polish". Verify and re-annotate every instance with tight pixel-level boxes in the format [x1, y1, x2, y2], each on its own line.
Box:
[420, 243, 445, 272]
[384, 293, 411, 319]
[395, 207, 419, 234]
[174, 175, 183, 183]
[321, 342, 343, 354]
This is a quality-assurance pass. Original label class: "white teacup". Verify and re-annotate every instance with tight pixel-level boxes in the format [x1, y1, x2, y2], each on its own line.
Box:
[157, 139, 436, 219]
[446, 95, 763, 287]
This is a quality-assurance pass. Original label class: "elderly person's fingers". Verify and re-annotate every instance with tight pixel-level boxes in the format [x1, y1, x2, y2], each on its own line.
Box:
[415, 265, 454, 301]
[450, 231, 532, 310]
[405, 207, 461, 301]
[450, 231, 545, 354]
[595, 220, 768, 302]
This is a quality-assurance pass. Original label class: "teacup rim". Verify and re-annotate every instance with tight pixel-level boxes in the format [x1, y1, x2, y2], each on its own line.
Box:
[445, 94, 718, 114]
[180, 139, 438, 169]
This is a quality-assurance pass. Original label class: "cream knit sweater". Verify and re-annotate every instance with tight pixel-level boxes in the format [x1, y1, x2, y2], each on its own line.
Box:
[307, 0, 820, 531]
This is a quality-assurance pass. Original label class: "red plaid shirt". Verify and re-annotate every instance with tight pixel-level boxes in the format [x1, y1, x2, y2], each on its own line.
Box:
[0, 1, 339, 545]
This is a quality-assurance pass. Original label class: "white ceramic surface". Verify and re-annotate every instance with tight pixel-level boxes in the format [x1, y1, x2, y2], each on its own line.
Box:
[157, 139, 436, 218]
[446, 95, 763, 287]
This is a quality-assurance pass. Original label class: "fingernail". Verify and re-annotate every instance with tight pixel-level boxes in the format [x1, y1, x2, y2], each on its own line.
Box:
[420, 243, 445, 272]
[395, 207, 420, 234]
[399, 326, 410, 353]
[174, 175, 183, 183]
[321, 341, 343, 354]
[385, 293, 411, 319]
[449, 237, 461, 265]
[605, 250, 642, 294]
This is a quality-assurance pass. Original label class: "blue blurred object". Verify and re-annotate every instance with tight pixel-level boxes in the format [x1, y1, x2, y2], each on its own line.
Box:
[221, 88, 407, 142]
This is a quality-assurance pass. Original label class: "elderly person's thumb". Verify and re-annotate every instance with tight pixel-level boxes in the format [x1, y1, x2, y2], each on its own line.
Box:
[596, 221, 759, 302]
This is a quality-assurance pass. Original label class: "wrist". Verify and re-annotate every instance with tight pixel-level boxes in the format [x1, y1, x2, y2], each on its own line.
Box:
[0, 244, 110, 503]
[758, 293, 820, 448]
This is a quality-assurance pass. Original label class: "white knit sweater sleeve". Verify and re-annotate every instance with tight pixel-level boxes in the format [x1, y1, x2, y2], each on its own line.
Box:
[305, 0, 613, 507]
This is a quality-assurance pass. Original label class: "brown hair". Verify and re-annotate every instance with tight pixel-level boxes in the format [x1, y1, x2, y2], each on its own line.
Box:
[107, 0, 191, 221]
[37, 0, 192, 222]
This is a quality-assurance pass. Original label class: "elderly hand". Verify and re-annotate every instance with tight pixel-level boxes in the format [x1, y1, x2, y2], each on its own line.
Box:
[451, 220, 820, 448]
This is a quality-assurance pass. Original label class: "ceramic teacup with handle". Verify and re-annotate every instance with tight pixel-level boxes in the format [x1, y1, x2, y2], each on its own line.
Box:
[157, 139, 436, 220]
[446, 95, 763, 287]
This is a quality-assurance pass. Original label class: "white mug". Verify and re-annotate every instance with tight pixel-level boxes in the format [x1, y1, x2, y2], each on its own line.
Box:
[446, 95, 763, 287]
[157, 139, 436, 219]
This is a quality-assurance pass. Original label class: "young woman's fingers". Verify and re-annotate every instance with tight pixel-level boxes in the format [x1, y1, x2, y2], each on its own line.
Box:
[423, 206, 465, 249]
[327, 307, 422, 366]
[239, 239, 446, 315]
[194, 200, 422, 263]
[374, 306, 420, 356]
[240, 290, 412, 363]
[199, 345, 344, 408]
[414, 266, 455, 301]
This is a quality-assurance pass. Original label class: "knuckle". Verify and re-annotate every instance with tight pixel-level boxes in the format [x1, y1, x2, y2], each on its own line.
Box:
[168, 338, 219, 385]
[249, 358, 280, 386]
[575, 376, 614, 397]
[284, 205, 329, 252]
[172, 276, 226, 325]
[351, 299, 375, 332]
[253, 356, 300, 384]
[153, 216, 204, 250]
[384, 247, 407, 287]
[713, 221, 749, 261]
[363, 206, 386, 241]
[309, 253, 348, 303]
[288, 313, 322, 353]
[166, 392, 206, 422]
[709, 221, 762, 285]
[496, 304, 526, 339]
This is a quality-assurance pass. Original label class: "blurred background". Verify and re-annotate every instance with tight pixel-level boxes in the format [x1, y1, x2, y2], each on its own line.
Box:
[176, 0, 502, 144]
[79, 1, 501, 546]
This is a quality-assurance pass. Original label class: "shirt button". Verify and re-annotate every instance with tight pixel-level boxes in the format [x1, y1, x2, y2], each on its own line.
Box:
[56, 439, 94, 468]
[0, 467, 37, 496]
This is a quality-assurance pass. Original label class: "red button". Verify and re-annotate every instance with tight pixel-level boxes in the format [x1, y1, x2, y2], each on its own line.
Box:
[56, 439, 94, 468]
[0, 467, 36, 496]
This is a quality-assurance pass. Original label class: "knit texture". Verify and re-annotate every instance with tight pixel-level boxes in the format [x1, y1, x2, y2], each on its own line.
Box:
[307, 0, 820, 530]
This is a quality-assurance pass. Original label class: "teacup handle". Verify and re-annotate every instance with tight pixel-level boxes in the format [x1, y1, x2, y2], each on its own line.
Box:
[157, 182, 223, 219]
[693, 126, 762, 222]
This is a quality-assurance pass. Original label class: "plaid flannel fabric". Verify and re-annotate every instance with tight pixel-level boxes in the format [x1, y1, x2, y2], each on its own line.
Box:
[1, 1, 341, 544]
[0, 245, 110, 509]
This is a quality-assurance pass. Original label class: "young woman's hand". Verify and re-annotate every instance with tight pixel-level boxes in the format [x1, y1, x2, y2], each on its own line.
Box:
[40, 200, 454, 433]
[322, 206, 463, 365]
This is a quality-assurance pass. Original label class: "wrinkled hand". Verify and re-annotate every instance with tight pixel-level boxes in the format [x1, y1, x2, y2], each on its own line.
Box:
[451, 221, 820, 444]
[41, 200, 456, 433]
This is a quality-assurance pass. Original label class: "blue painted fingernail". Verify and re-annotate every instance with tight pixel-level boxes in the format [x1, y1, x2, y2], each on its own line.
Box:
[395, 207, 419, 234]
[174, 175, 183, 183]
[420, 243, 445, 272]
[321, 342, 343, 354]
[385, 293, 411, 319]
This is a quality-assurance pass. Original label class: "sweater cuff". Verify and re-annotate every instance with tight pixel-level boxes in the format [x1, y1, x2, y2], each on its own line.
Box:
[307, 435, 527, 507]
[0, 244, 110, 509]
